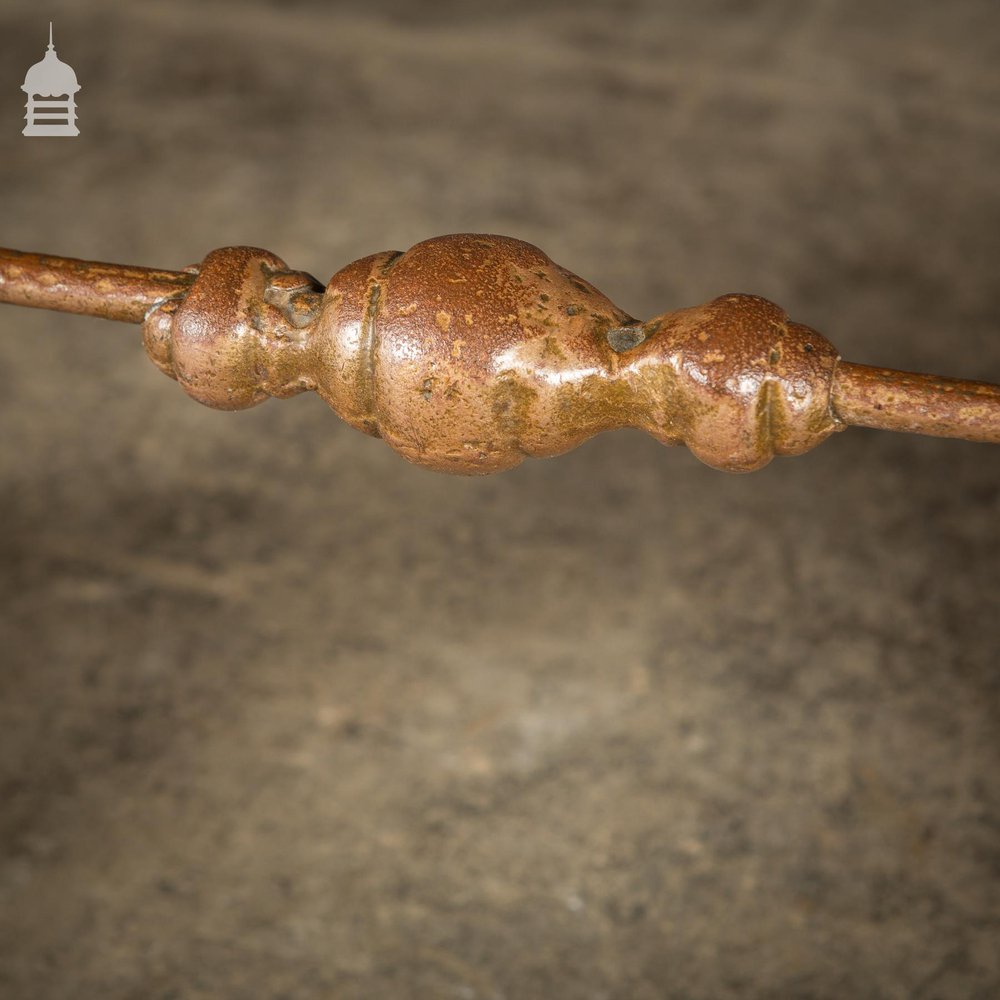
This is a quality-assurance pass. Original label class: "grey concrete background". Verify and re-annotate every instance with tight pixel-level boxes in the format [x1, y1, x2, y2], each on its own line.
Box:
[0, 1, 998, 997]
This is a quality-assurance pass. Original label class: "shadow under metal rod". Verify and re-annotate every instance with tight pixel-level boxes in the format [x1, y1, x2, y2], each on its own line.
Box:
[1, 237, 998, 474]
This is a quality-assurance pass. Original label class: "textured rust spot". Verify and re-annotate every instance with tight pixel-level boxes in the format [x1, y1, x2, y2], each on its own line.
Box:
[606, 326, 647, 353]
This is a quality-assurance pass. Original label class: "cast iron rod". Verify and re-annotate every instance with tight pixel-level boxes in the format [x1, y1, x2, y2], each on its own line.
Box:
[1, 237, 998, 473]
[0, 247, 194, 323]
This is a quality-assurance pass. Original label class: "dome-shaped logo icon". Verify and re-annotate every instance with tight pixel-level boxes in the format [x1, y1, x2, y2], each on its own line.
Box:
[22, 23, 80, 137]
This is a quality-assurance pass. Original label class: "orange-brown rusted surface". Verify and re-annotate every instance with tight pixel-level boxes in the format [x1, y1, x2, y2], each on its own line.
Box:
[831, 362, 1000, 445]
[1, 235, 998, 473]
[0, 247, 195, 323]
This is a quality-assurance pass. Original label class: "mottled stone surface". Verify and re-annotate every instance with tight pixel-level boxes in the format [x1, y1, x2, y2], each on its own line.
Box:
[0, 2, 998, 997]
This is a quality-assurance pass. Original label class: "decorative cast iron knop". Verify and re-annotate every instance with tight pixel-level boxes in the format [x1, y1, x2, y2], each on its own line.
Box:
[1, 235, 998, 473]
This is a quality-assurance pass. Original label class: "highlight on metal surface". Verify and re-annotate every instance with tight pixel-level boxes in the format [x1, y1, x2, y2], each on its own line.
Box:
[1, 235, 998, 474]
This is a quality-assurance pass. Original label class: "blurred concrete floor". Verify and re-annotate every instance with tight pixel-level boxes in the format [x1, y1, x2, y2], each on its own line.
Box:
[0, 1, 998, 997]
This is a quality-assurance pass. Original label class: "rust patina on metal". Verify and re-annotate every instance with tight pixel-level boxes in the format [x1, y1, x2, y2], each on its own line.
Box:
[1, 235, 998, 473]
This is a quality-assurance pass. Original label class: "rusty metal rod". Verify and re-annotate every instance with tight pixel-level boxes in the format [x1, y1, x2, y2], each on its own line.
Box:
[831, 362, 1000, 445]
[0, 247, 194, 323]
[1, 237, 998, 473]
